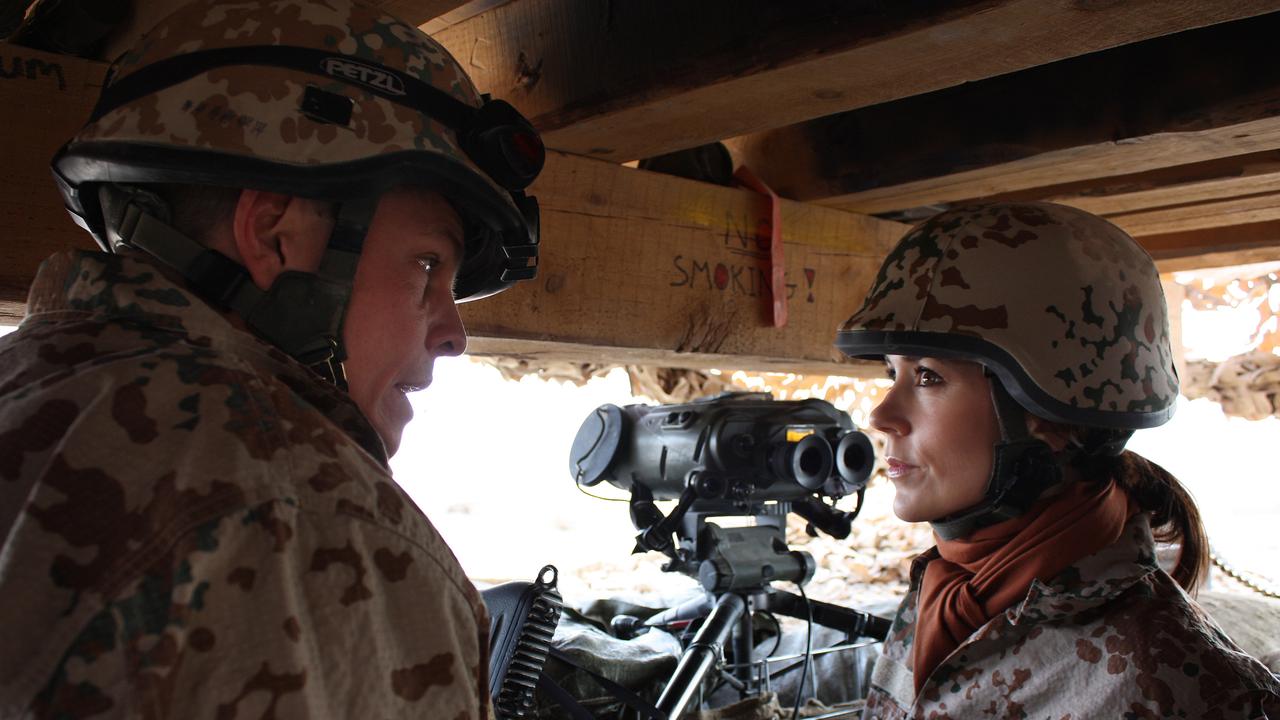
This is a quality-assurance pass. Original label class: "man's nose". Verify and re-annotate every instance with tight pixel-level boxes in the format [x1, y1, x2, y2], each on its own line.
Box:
[430, 299, 467, 357]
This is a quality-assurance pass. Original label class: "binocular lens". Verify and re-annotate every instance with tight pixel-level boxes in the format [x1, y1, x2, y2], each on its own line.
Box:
[836, 431, 875, 487]
[789, 434, 833, 490]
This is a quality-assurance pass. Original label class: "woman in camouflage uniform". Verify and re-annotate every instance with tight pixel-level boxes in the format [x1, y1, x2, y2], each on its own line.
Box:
[838, 202, 1280, 718]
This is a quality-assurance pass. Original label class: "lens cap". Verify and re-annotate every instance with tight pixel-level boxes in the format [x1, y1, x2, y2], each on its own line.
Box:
[569, 403, 623, 486]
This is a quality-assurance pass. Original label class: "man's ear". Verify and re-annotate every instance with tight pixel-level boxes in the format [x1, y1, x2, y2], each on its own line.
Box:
[1026, 414, 1073, 453]
[232, 190, 333, 291]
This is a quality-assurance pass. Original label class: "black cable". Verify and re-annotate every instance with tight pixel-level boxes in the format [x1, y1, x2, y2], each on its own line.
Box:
[763, 611, 783, 659]
[791, 583, 814, 720]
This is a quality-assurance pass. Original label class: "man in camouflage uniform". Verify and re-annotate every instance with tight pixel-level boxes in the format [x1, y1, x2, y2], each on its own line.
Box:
[0, 1, 542, 717]
[836, 203, 1280, 717]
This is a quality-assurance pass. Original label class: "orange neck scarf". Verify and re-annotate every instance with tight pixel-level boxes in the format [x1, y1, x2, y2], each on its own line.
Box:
[912, 478, 1135, 694]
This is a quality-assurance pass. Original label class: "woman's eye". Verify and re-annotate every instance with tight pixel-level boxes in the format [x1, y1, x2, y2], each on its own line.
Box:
[915, 367, 942, 386]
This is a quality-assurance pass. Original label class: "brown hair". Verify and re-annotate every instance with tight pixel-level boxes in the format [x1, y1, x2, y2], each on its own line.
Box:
[149, 184, 243, 246]
[1075, 449, 1209, 593]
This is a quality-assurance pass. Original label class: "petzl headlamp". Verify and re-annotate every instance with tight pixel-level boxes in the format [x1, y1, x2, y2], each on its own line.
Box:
[56, 44, 544, 301]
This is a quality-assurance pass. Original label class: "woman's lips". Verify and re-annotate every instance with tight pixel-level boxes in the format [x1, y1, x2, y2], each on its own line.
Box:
[886, 458, 918, 479]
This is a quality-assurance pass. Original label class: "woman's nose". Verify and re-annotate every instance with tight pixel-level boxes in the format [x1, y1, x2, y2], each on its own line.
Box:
[869, 385, 909, 438]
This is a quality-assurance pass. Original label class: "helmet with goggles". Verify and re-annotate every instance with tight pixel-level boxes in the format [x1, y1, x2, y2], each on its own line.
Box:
[836, 202, 1178, 537]
[50, 0, 544, 382]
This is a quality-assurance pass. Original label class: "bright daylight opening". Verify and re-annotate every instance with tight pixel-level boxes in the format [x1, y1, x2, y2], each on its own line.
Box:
[5, 275, 1277, 604]
[378, 267, 1280, 605]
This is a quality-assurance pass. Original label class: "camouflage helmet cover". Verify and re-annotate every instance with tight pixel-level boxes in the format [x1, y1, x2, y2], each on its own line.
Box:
[837, 202, 1178, 430]
[52, 0, 539, 300]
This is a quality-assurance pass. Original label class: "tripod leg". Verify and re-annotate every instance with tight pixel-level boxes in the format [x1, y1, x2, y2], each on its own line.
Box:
[655, 593, 746, 719]
[732, 601, 754, 692]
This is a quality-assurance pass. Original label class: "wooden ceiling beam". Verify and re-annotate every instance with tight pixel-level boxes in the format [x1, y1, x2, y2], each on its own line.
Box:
[0, 44, 901, 375]
[369, 0, 477, 27]
[433, 0, 1279, 162]
[986, 150, 1280, 216]
[461, 148, 905, 374]
[0, 43, 103, 323]
[1146, 221, 1280, 272]
[1110, 192, 1280, 237]
[725, 11, 1280, 216]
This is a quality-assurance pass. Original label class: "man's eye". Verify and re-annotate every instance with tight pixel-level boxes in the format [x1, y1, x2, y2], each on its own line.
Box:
[416, 257, 438, 300]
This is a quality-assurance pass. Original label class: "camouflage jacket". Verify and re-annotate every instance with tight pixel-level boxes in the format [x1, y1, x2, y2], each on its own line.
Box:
[0, 251, 490, 719]
[862, 513, 1280, 719]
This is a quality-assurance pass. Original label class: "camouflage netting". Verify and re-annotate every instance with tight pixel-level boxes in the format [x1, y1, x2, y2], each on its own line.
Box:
[474, 356, 934, 604]
[1176, 265, 1280, 420]
[472, 354, 1280, 602]
[1183, 352, 1280, 420]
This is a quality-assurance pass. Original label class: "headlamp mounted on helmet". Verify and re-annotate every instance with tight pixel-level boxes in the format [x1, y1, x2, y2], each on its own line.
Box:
[65, 44, 544, 302]
[88, 45, 546, 191]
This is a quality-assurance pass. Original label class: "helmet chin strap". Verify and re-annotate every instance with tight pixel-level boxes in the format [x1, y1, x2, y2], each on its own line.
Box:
[100, 185, 374, 390]
[929, 374, 1066, 541]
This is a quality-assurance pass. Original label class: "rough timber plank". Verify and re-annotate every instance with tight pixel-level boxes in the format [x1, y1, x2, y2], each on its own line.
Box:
[434, 0, 1279, 161]
[0, 43, 103, 324]
[0, 46, 905, 374]
[1110, 193, 1280, 238]
[369, 0, 475, 27]
[1032, 152, 1280, 217]
[724, 12, 1280, 216]
[1145, 222, 1280, 273]
[460, 151, 907, 374]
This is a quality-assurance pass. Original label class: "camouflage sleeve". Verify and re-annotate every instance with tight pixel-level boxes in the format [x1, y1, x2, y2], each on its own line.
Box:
[31, 500, 488, 719]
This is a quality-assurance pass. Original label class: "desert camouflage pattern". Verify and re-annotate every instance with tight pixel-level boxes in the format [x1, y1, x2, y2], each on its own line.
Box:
[862, 512, 1280, 719]
[72, 0, 514, 208]
[838, 202, 1178, 425]
[0, 250, 490, 719]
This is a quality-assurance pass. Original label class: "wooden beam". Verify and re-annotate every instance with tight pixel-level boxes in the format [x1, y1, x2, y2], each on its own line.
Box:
[460, 151, 906, 374]
[985, 150, 1280, 216]
[368, 0, 476, 28]
[1110, 193, 1280, 237]
[724, 12, 1280, 216]
[420, 0, 512, 35]
[0, 43, 103, 324]
[1145, 222, 1280, 272]
[0, 46, 905, 374]
[434, 0, 1279, 162]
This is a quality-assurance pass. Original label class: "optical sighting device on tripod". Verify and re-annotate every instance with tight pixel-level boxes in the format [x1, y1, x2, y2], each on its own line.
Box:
[570, 392, 892, 718]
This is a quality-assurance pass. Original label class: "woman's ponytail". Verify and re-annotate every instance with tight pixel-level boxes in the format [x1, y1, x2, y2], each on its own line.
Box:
[1078, 450, 1209, 593]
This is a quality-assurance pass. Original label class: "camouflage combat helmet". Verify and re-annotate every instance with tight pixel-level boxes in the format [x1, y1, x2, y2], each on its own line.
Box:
[50, 0, 543, 381]
[836, 202, 1178, 537]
